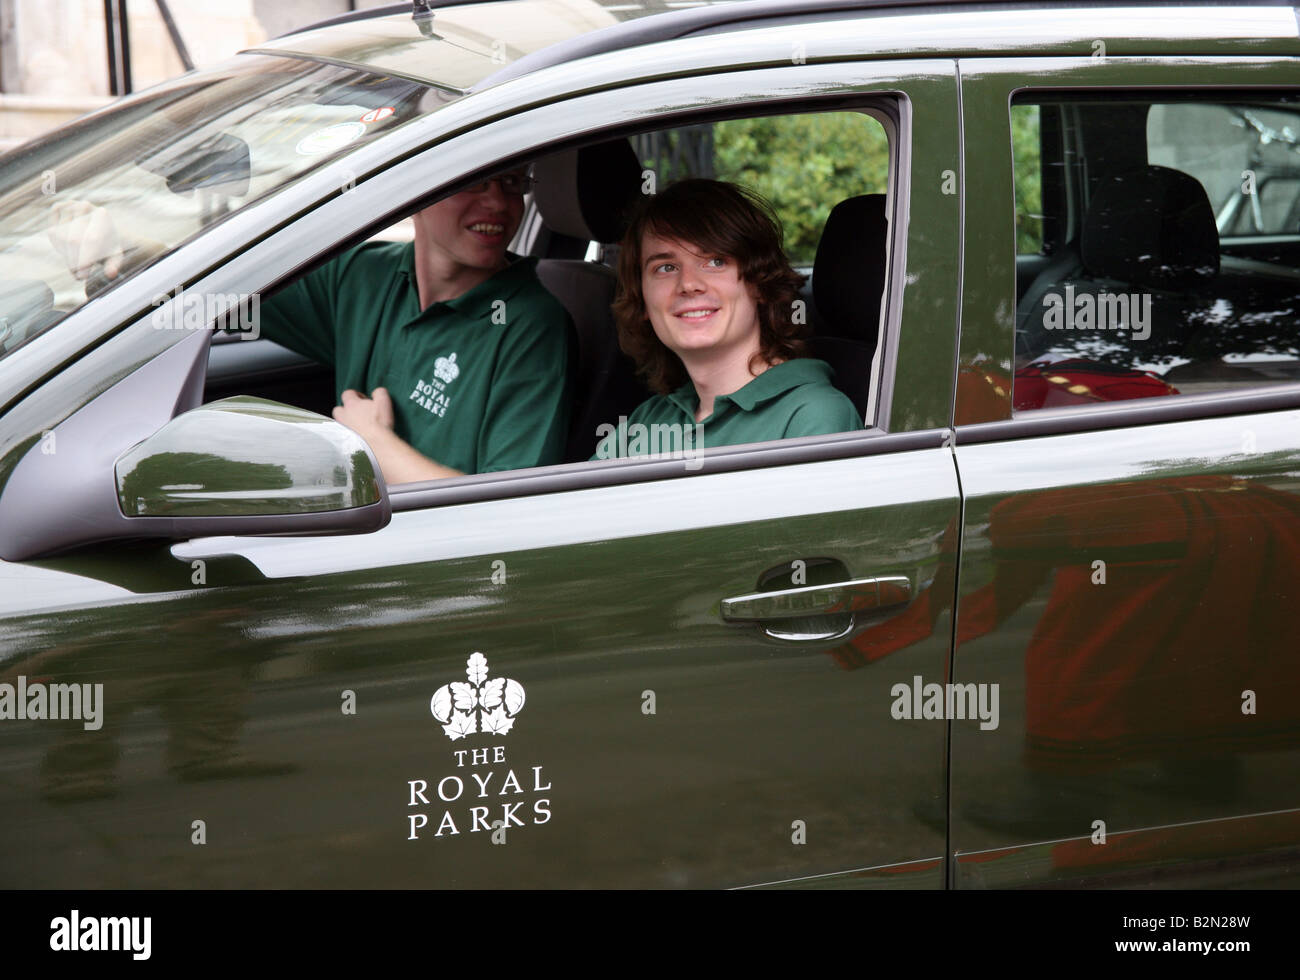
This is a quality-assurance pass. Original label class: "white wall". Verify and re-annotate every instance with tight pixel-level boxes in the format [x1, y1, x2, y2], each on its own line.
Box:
[15, 0, 267, 97]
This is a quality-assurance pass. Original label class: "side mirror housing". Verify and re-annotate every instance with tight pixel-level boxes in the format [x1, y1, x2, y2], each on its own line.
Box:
[117, 397, 384, 518]
[0, 395, 389, 561]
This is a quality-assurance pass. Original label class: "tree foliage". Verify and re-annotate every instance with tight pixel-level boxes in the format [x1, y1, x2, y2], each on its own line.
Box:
[1011, 105, 1043, 254]
[712, 112, 889, 266]
[646, 108, 1041, 262]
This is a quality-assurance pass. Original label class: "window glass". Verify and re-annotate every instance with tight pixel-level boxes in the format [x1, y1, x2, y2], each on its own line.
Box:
[230, 107, 892, 485]
[1149, 103, 1300, 238]
[0, 54, 432, 360]
[1012, 93, 1300, 409]
[598, 110, 891, 459]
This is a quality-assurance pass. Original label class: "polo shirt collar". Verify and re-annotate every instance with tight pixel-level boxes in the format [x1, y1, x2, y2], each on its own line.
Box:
[667, 358, 835, 416]
[665, 383, 699, 418]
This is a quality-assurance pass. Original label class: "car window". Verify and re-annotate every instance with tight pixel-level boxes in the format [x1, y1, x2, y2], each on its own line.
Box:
[0, 54, 433, 360]
[1011, 92, 1300, 409]
[224, 106, 895, 482]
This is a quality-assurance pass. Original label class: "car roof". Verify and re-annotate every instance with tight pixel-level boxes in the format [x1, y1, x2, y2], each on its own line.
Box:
[248, 0, 1300, 95]
[253, 0, 788, 93]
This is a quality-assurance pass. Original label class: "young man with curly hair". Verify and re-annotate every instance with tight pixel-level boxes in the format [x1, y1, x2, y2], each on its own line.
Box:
[593, 178, 860, 461]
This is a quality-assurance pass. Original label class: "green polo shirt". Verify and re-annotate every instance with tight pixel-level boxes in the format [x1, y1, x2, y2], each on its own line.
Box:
[592, 358, 861, 460]
[259, 242, 574, 474]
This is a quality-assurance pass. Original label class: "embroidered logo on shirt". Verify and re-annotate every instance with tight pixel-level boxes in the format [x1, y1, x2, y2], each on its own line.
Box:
[434, 352, 461, 383]
[410, 353, 460, 418]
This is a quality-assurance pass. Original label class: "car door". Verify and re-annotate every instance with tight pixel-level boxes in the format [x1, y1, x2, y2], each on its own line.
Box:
[0, 44, 963, 888]
[948, 55, 1300, 888]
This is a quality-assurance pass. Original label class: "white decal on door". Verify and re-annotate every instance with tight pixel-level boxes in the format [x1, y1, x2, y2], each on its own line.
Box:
[408, 653, 549, 842]
[430, 652, 526, 740]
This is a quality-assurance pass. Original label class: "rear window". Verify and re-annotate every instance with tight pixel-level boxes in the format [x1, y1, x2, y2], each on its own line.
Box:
[1011, 92, 1300, 409]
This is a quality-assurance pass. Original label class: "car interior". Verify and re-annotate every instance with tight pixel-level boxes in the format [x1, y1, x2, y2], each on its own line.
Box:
[1012, 95, 1300, 409]
[201, 107, 894, 469]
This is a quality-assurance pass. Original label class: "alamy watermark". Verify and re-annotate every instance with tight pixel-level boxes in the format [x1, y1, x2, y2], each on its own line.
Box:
[594, 418, 705, 470]
[1042, 285, 1151, 340]
[50, 910, 150, 960]
[0, 675, 103, 731]
[151, 284, 261, 339]
[890, 675, 999, 730]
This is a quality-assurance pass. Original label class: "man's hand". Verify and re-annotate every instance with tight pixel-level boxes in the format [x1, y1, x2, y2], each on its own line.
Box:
[332, 387, 463, 484]
[333, 386, 397, 439]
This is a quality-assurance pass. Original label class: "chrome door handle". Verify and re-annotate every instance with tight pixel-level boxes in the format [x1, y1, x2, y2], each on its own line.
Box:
[720, 576, 911, 642]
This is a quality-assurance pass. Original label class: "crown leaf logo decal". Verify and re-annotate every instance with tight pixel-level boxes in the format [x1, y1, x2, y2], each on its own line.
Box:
[433, 352, 460, 384]
[430, 652, 525, 741]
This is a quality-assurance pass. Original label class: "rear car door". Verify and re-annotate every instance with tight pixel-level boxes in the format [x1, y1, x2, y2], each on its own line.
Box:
[0, 45, 962, 888]
[949, 51, 1300, 888]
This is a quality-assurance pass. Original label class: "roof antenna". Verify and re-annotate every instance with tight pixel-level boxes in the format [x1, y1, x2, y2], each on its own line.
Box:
[411, 0, 438, 39]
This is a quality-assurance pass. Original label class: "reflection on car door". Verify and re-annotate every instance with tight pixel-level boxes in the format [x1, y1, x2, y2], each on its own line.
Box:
[949, 59, 1300, 888]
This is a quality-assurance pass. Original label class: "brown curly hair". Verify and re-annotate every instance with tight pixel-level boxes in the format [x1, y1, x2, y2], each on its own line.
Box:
[613, 178, 807, 395]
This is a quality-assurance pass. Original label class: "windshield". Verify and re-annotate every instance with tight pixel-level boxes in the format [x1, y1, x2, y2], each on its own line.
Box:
[0, 54, 438, 360]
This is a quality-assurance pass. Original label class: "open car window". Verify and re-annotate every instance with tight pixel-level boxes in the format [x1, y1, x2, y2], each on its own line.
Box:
[634, 111, 891, 267]
[215, 105, 896, 482]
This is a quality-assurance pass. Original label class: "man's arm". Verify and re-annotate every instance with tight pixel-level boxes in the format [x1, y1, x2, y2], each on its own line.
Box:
[333, 272, 574, 484]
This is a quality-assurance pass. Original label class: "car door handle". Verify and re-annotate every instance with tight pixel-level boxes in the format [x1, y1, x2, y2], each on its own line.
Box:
[720, 575, 911, 642]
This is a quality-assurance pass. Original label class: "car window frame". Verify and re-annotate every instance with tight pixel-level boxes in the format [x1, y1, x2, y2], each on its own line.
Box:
[375, 89, 917, 503]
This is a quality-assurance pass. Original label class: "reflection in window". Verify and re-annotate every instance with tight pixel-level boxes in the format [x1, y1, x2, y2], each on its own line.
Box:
[1012, 94, 1300, 410]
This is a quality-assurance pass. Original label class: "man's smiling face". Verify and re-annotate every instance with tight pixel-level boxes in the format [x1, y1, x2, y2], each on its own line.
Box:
[414, 171, 526, 276]
[639, 231, 761, 365]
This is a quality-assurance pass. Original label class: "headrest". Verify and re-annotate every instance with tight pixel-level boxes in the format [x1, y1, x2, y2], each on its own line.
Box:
[533, 139, 643, 244]
[812, 194, 888, 342]
[1082, 165, 1219, 290]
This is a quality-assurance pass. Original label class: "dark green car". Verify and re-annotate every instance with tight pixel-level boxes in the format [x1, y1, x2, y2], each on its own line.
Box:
[2, 0, 1299, 889]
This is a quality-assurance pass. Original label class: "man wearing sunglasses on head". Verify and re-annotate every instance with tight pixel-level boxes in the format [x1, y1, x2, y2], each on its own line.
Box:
[258, 166, 575, 483]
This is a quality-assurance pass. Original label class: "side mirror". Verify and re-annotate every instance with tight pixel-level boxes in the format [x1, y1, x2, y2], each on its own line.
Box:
[0, 396, 389, 561]
[117, 397, 383, 518]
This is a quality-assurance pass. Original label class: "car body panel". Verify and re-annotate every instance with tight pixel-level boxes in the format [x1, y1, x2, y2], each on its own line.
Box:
[2, 1, 1299, 890]
[949, 410, 1300, 887]
[1, 443, 958, 888]
[944, 52, 1300, 887]
[0, 47, 962, 887]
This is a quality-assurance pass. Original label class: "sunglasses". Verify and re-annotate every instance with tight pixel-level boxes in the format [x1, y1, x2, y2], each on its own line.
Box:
[464, 173, 535, 195]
